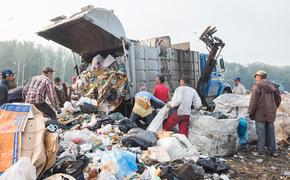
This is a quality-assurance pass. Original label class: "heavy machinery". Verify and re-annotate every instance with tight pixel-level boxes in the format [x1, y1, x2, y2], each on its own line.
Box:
[37, 6, 231, 110]
[197, 26, 228, 109]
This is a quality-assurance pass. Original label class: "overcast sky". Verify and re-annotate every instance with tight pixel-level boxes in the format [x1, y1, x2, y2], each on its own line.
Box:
[0, 0, 289, 65]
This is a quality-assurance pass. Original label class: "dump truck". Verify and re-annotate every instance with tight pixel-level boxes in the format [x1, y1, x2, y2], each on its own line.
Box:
[37, 6, 231, 110]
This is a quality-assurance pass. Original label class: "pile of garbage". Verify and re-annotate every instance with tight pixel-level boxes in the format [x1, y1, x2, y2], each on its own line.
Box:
[0, 103, 232, 180]
[75, 54, 128, 113]
[38, 110, 231, 180]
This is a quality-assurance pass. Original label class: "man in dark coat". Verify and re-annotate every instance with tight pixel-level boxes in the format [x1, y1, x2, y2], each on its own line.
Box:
[248, 70, 281, 157]
[0, 69, 16, 106]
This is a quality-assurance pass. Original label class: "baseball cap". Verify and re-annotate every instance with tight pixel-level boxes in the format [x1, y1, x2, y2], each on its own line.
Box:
[1, 69, 15, 78]
[234, 77, 241, 81]
[253, 70, 267, 77]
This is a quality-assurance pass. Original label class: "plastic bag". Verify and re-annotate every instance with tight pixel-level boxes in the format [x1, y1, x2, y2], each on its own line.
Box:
[158, 160, 204, 180]
[101, 150, 138, 178]
[53, 155, 89, 179]
[60, 129, 93, 149]
[140, 166, 160, 180]
[197, 157, 230, 174]
[248, 119, 257, 143]
[63, 101, 77, 113]
[156, 135, 199, 162]
[238, 117, 248, 145]
[147, 106, 170, 132]
[116, 118, 138, 133]
[213, 94, 251, 118]
[92, 54, 104, 69]
[121, 128, 158, 150]
[0, 157, 36, 180]
[141, 146, 171, 164]
[188, 111, 239, 156]
[97, 171, 116, 180]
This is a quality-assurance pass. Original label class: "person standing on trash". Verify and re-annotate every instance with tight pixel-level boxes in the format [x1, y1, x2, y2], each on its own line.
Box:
[22, 67, 66, 129]
[164, 76, 202, 136]
[248, 70, 281, 157]
[152, 75, 170, 103]
[0, 69, 16, 106]
[232, 77, 247, 95]
[131, 84, 165, 127]
[54, 77, 70, 107]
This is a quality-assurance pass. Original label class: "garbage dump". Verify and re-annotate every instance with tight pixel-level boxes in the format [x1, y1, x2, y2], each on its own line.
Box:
[0, 102, 233, 180]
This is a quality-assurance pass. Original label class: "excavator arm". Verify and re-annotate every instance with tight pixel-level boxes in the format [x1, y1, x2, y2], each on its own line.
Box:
[197, 26, 225, 109]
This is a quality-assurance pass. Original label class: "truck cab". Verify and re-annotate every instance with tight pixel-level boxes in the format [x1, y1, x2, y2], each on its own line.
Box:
[199, 54, 232, 108]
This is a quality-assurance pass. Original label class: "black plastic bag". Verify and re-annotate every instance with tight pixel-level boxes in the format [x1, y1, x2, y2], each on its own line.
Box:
[80, 103, 98, 114]
[87, 115, 115, 131]
[158, 160, 204, 180]
[109, 112, 125, 121]
[53, 155, 89, 178]
[197, 157, 229, 174]
[121, 128, 157, 150]
[116, 118, 138, 133]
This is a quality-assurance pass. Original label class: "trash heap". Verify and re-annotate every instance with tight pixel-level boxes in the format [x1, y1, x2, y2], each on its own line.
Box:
[75, 54, 127, 113]
[0, 103, 232, 180]
[37, 111, 230, 180]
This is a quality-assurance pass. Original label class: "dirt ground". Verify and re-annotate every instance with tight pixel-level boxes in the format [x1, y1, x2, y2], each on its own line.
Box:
[224, 142, 290, 180]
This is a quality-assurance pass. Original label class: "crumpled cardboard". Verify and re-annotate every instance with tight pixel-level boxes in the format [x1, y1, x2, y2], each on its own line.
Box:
[42, 132, 60, 173]
[21, 106, 47, 177]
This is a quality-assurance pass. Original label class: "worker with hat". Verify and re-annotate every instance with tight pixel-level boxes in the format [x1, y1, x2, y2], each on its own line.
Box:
[232, 77, 247, 95]
[0, 69, 16, 106]
[23, 67, 67, 130]
[248, 70, 281, 157]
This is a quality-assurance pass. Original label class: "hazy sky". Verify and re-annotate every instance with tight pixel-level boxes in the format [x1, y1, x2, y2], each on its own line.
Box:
[0, 0, 289, 65]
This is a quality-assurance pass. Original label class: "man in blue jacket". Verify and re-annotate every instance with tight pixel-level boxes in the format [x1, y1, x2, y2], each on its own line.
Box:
[0, 69, 15, 106]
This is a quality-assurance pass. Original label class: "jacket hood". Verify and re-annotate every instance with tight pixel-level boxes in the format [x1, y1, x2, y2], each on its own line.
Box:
[256, 79, 276, 93]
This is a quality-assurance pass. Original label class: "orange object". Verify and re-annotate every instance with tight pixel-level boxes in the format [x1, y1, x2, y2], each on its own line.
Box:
[0, 104, 31, 173]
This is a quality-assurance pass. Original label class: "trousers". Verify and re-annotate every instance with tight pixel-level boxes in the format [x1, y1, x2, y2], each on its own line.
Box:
[34, 102, 57, 121]
[163, 113, 190, 136]
[255, 121, 277, 154]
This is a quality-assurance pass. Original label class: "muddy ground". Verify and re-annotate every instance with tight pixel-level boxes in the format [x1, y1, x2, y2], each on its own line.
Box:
[224, 142, 290, 180]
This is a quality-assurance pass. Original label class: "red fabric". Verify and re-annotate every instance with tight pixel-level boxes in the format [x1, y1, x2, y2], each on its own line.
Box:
[163, 113, 190, 136]
[154, 84, 169, 103]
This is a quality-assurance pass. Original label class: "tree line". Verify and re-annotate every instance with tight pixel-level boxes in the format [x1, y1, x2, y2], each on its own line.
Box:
[0, 40, 289, 91]
[223, 62, 290, 92]
[0, 40, 80, 86]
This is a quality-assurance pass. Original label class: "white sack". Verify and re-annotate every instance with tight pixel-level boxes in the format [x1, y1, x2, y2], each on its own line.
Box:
[188, 111, 239, 156]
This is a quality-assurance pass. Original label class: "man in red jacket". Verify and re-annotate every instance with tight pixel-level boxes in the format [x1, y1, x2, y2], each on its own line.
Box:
[248, 70, 281, 157]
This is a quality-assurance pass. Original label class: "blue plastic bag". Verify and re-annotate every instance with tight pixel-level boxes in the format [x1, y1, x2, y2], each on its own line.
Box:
[101, 150, 138, 178]
[238, 117, 248, 145]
